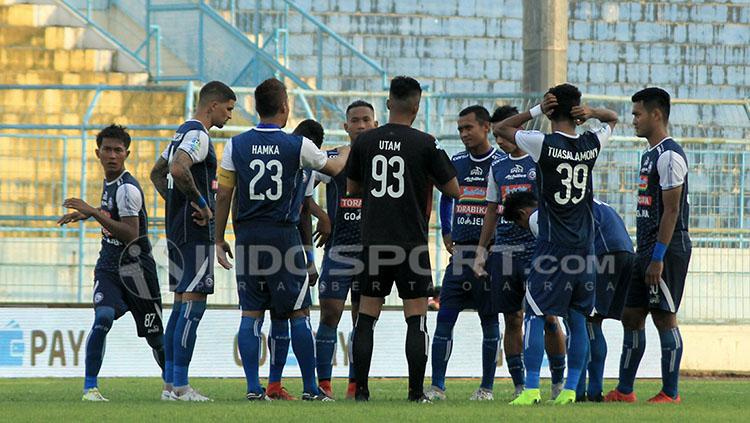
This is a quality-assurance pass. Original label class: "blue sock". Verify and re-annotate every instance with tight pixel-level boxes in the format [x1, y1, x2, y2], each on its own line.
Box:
[658, 327, 683, 398]
[480, 314, 500, 390]
[84, 307, 114, 391]
[290, 316, 319, 394]
[523, 314, 545, 389]
[506, 354, 525, 388]
[172, 300, 206, 388]
[616, 328, 646, 394]
[347, 331, 355, 381]
[564, 310, 589, 391]
[588, 321, 607, 397]
[576, 339, 590, 398]
[430, 307, 459, 391]
[238, 316, 264, 394]
[163, 301, 181, 386]
[315, 323, 337, 382]
[268, 319, 290, 384]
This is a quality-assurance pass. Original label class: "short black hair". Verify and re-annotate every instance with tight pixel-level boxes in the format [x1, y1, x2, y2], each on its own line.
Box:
[96, 124, 131, 149]
[632, 87, 671, 121]
[459, 105, 490, 124]
[502, 191, 538, 223]
[198, 80, 236, 106]
[389, 76, 422, 112]
[490, 105, 519, 123]
[254, 78, 288, 118]
[293, 119, 324, 148]
[346, 100, 375, 116]
[547, 83, 581, 121]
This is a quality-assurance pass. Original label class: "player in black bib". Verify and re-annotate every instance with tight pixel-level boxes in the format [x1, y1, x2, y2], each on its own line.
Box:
[346, 76, 459, 402]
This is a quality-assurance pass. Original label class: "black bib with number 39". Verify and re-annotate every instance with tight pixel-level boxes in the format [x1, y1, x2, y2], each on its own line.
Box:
[536, 132, 601, 249]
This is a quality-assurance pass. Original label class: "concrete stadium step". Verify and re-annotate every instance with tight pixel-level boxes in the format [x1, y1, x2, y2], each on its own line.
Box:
[0, 25, 87, 49]
[0, 69, 148, 85]
[0, 89, 185, 114]
[0, 47, 114, 71]
[0, 3, 65, 27]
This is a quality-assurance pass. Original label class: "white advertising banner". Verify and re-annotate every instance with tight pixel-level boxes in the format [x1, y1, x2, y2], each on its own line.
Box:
[0, 307, 661, 378]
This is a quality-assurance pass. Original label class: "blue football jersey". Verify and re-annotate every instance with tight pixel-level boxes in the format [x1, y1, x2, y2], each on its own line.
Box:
[320, 147, 362, 249]
[164, 120, 217, 245]
[448, 148, 505, 243]
[593, 199, 634, 255]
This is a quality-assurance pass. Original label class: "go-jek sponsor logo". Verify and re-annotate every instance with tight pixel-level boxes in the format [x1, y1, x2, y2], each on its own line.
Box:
[0, 320, 85, 368]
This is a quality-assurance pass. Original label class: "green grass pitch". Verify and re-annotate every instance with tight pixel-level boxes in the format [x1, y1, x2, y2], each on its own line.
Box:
[1, 378, 746, 421]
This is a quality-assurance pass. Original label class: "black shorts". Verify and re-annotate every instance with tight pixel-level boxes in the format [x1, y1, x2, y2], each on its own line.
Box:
[94, 265, 163, 338]
[593, 251, 635, 320]
[361, 245, 433, 299]
[626, 234, 691, 313]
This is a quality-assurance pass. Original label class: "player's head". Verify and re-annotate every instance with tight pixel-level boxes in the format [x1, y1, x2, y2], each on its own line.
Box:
[502, 191, 538, 229]
[95, 124, 131, 174]
[546, 83, 581, 123]
[490, 105, 520, 154]
[457, 105, 491, 152]
[255, 78, 290, 127]
[197, 81, 236, 129]
[293, 119, 325, 148]
[344, 100, 377, 142]
[387, 76, 422, 121]
[631, 87, 671, 138]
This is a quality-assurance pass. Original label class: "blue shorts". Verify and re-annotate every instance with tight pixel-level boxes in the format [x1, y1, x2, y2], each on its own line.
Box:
[235, 223, 312, 315]
[626, 233, 691, 313]
[439, 246, 492, 315]
[94, 266, 163, 337]
[593, 251, 634, 320]
[525, 240, 596, 317]
[318, 246, 362, 302]
[168, 241, 215, 294]
[488, 250, 528, 314]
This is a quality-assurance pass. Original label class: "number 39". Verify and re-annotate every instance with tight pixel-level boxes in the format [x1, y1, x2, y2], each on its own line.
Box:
[555, 163, 588, 205]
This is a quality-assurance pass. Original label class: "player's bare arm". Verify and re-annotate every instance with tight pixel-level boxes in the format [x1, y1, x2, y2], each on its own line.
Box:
[436, 176, 460, 199]
[319, 145, 350, 176]
[645, 185, 683, 286]
[299, 198, 320, 287]
[170, 149, 213, 224]
[571, 105, 619, 131]
[150, 157, 170, 200]
[495, 93, 559, 144]
[61, 197, 139, 243]
[214, 169, 235, 270]
[472, 202, 500, 278]
[308, 197, 332, 248]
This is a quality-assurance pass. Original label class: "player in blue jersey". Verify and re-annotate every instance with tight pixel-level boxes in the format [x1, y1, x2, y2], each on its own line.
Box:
[605, 88, 691, 404]
[149, 81, 236, 401]
[494, 83, 619, 405]
[59, 125, 165, 401]
[472, 106, 568, 400]
[503, 192, 635, 402]
[313, 100, 378, 400]
[214, 78, 348, 401]
[425, 105, 504, 402]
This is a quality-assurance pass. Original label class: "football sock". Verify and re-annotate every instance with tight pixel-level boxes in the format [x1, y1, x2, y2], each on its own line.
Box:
[163, 300, 181, 387]
[290, 316, 319, 395]
[269, 319, 290, 384]
[315, 323, 338, 382]
[576, 346, 589, 398]
[353, 313, 377, 398]
[84, 306, 114, 390]
[588, 321, 607, 397]
[549, 354, 566, 386]
[480, 313, 500, 391]
[564, 310, 589, 391]
[616, 328, 646, 394]
[347, 330, 355, 382]
[430, 307, 458, 390]
[506, 354, 525, 388]
[238, 316, 264, 394]
[173, 300, 206, 388]
[146, 334, 166, 382]
[405, 315, 429, 400]
[658, 327, 683, 398]
[523, 314, 545, 389]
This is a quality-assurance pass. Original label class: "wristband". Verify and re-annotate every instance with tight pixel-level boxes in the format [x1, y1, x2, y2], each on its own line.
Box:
[305, 249, 315, 264]
[651, 242, 667, 262]
[529, 104, 543, 118]
[196, 195, 207, 209]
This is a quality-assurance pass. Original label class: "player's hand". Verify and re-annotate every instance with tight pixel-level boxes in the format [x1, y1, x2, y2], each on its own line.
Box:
[541, 93, 558, 117]
[313, 214, 332, 248]
[57, 210, 87, 226]
[307, 263, 319, 287]
[472, 256, 488, 278]
[442, 233, 454, 255]
[216, 240, 234, 270]
[571, 105, 593, 125]
[645, 260, 663, 286]
[191, 201, 213, 226]
[62, 198, 97, 218]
